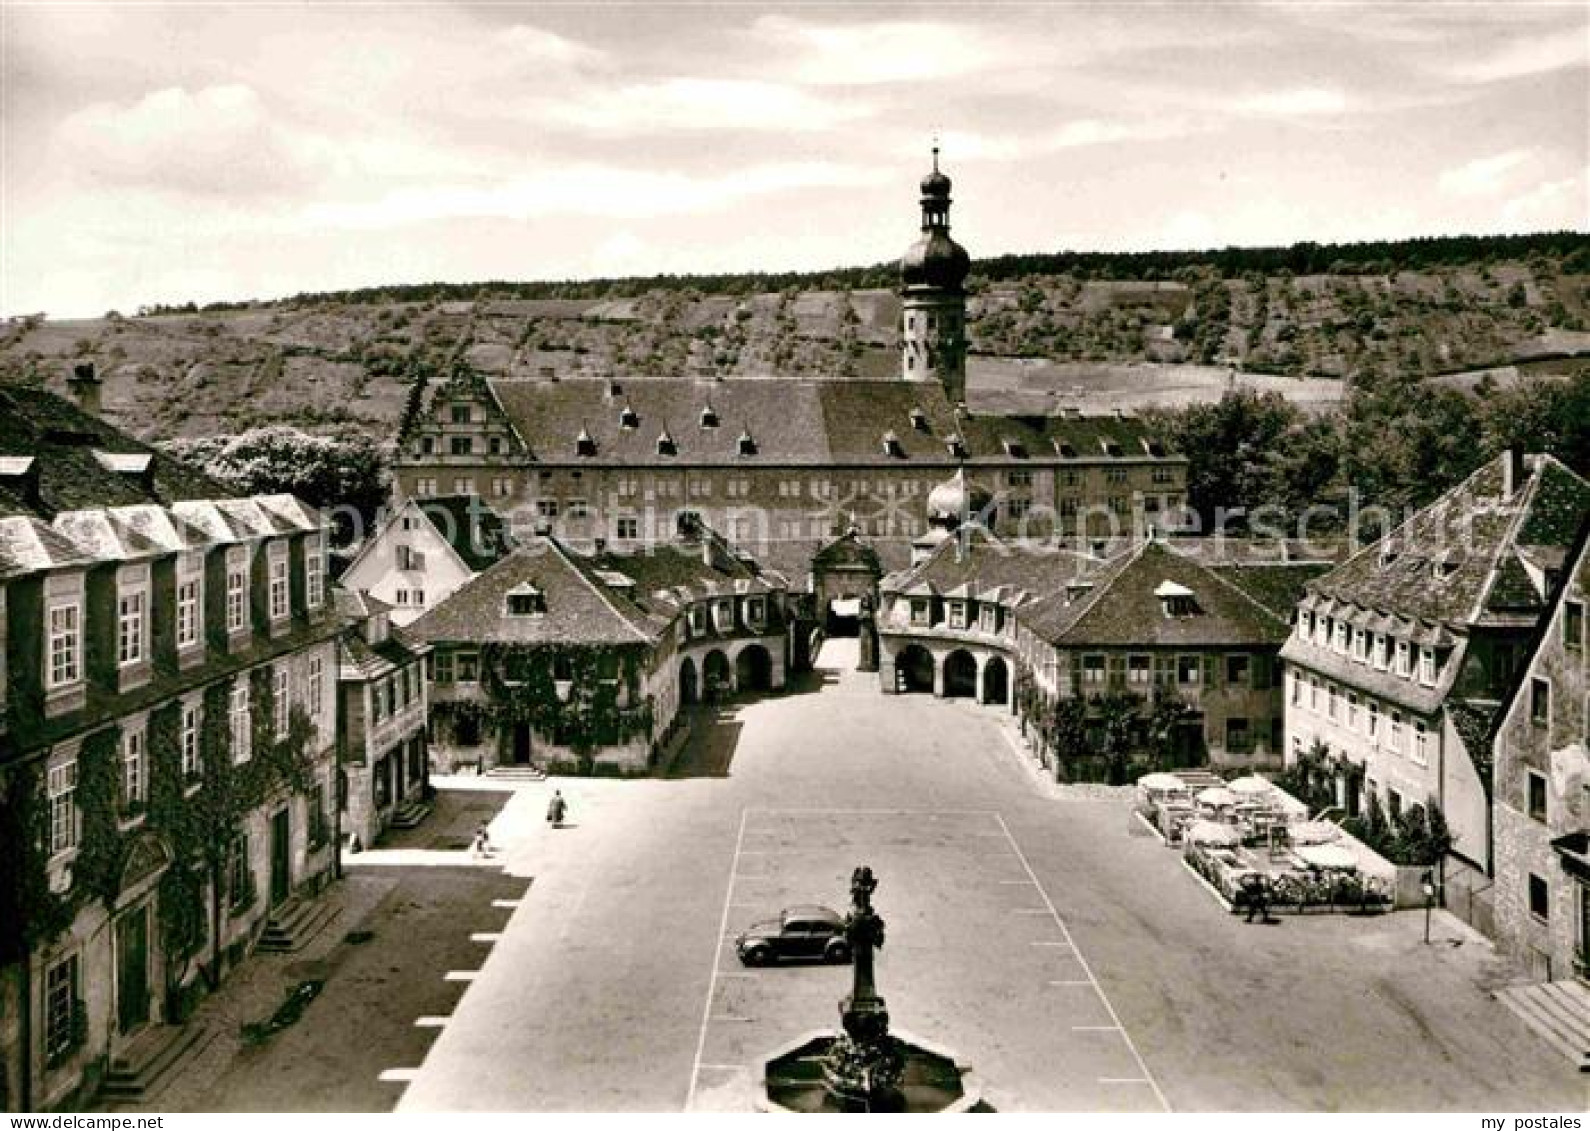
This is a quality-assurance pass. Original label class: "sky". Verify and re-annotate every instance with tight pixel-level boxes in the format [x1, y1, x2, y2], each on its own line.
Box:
[2, 1, 1586, 318]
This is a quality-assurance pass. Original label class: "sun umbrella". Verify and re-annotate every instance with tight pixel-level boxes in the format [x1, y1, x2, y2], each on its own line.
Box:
[1138, 772, 1185, 792]
[1227, 776, 1273, 796]
[1288, 821, 1342, 846]
[1185, 820, 1240, 847]
[1196, 786, 1238, 808]
[1295, 844, 1357, 870]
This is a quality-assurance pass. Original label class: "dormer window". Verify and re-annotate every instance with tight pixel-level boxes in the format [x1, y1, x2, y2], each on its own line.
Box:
[700, 404, 719, 429]
[506, 584, 546, 617]
[947, 601, 967, 629]
[451, 404, 473, 424]
[746, 596, 766, 626]
[1143, 438, 1168, 457]
[1100, 438, 1124, 457]
[1002, 438, 1027, 459]
[1155, 580, 1199, 617]
[737, 429, 757, 457]
[619, 403, 639, 429]
[1055, 440, 1078, 458]
[945, 434, 966, 459]
[909, 407, 929, 432]
[882, 430, 904, 458]
[689, 604, 707, 635]
[575, 427, 596, 457]
[657, 429, 676, 456]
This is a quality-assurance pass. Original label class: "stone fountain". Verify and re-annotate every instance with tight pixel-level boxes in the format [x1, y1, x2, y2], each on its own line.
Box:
[756, 866, 982, 1113]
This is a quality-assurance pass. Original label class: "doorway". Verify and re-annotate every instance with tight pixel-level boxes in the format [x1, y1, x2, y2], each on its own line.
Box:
[511, 723, 533, 765]
[269, 808, 291, 907]
[115, 905, 150, 1036]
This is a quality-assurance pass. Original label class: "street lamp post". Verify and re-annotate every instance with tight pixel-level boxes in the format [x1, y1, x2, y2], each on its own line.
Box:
[1421, 869, 1436, 944]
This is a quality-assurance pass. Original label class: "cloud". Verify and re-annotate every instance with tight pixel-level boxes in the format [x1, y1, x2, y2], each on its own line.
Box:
[54, 84, 324, 197]
[928, 117, 1198, 164]
[534, 77, 871, 133]
[1446, 31, 1587, 84]
[1233, 88, 1348, 116]
[1501, 176, 1586, 228]
[748, 16, 1002, 85]
[495, 24, 609, 70]
[300, 160, 887, 228]
[1438, 149, 1535, 197]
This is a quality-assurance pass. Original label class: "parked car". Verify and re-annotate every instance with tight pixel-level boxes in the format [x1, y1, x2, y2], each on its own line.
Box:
[735, 905, 851, 966]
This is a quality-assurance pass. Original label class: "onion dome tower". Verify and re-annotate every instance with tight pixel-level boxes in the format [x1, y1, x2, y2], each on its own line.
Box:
[900, 145, 971, 406]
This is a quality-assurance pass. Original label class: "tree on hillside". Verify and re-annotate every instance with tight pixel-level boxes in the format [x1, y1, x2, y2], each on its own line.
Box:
[1476, 370, 1590, 478]
[162, 426, 390, 545]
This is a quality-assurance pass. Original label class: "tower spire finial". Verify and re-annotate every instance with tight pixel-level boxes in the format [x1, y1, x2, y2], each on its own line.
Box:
[931, 133, 940, 173]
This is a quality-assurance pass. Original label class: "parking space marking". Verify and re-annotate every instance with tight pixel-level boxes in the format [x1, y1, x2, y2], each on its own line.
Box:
[993, 813, 1171, 1113]
[1072, 1025, 1122, 1032]
[378, 1068, 421, 1082]
[413, 1016, 449, 1028]
[998, 879, 1036, 885]
[1013, 908, 1051, 915]
[1101, 1078, 1152, 1085]
[1048, 980, 1091, 987]
[685, 807, 749, 1112]
[490, 899, 520, 909]
[443, 970, 479, 982]
[470, 932, 501, 942]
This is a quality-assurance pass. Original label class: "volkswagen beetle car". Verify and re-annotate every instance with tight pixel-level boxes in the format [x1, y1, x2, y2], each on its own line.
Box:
[735, 905, 851, 966]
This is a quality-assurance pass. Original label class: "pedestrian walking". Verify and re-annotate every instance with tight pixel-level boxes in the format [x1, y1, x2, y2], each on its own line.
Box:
[1242, 873, 1272, 923]
[547, 790, 568, 828]
[471, 823, 493, 859]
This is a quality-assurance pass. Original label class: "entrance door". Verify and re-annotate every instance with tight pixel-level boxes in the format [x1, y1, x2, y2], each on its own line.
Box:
[269, 809, 291, 907]
[115, 905, 150, 1035]
[512, 723, 533, 765]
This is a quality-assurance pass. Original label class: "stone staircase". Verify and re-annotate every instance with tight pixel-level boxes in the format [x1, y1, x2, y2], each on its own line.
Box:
[98, 1022, 212, 1102]
[487, 765, 547, 782]
[388, 796, 434, 829]
[1495, 979, 1590, 1072]
[257, 895, 338, 954]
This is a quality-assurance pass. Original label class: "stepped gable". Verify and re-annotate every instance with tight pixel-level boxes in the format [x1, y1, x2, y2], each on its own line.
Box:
[0, 383, 234, 518]
[1306, 453, 1590, 628]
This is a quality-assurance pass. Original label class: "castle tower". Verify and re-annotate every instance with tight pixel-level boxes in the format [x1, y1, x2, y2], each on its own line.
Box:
[899, 146, 971, 406]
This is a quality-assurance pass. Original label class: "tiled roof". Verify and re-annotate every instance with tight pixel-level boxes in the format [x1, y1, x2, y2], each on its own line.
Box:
[1211, 562, 1334, 619]
[1019, 541, 1294, 648]
[481, 378, 1175, 468]
[883, 530, 1105, 607]
[0, 383, 235, 518]
[406, 538, 659, 647]
[1305, 454, 1590, 627]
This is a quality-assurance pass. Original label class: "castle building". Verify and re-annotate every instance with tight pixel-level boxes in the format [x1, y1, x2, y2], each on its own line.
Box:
[389, 154, 1188, 607]
[1281, 452, 1590, 903]
[0, 383, 338, 1110]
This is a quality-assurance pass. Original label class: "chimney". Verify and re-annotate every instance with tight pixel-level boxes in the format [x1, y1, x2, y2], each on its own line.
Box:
[68, 361, 102, 416]
[1501, 449, 1527, 498]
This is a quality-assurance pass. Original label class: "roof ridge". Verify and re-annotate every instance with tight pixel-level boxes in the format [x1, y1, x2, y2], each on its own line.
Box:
[545, 537, 656, 644]
[1180, 547, 1293, 627]
[1043, 541, 1145, 643]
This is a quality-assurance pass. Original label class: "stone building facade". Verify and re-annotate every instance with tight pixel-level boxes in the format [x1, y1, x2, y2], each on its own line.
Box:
[0, 384, 337, 1111]
[1491, 518, 1590, 981]
[335, 590, 430, 851]
[876, 471, 1325, 772]
[409, 528, 790, 777]
[1281, 452, 1590, 894]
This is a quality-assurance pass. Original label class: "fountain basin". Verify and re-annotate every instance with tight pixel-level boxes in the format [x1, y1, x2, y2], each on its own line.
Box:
[756, 1028, 982, 1113]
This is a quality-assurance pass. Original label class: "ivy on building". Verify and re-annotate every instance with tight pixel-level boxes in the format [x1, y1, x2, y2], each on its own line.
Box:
[4, 665, 322, 994]
[434, 643, 654, 770]
[1014, 662, 1198, 784]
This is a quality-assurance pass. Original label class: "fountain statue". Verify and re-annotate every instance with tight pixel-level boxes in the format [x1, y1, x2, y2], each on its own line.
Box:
[756, 866, 981, 1112]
